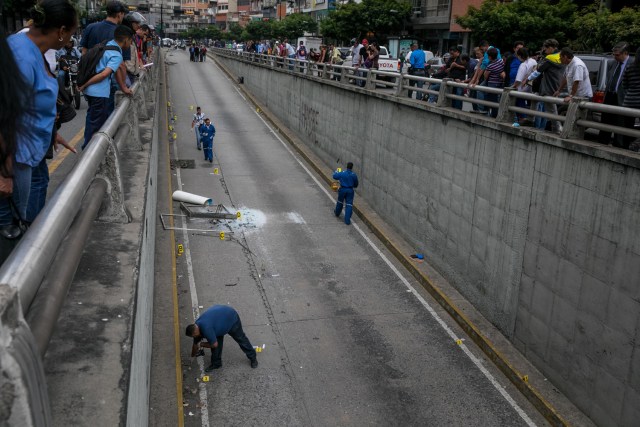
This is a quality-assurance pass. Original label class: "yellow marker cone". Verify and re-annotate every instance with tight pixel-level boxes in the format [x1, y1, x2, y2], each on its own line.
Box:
[174, 115, 178, 121]
[236, 211, 241, 219]
[202, 376, 210, 382]
[337, 167, 342, 172]
[173, 132, 177, 140]
[168, 125, 173, 131]
[255, 347, 262, 353]
[213, 168, 219, 174]
[189, 105, 194, 110]
[456, 339, 462, 345]
[523, 375, 529, 382]
[219, 232, 225, 240]
[256, 108, 261, 113]
[167, 101, 171, 107]
[177, 244, 184, 254]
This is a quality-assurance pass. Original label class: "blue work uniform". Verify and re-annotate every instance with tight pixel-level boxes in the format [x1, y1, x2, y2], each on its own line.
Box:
[198, 122, 216, 162]
[195, 305, 256, 368]
[333, 169, 359, 225]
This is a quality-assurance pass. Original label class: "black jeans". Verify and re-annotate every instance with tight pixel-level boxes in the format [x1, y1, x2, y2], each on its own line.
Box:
[211, 319, 256, 367]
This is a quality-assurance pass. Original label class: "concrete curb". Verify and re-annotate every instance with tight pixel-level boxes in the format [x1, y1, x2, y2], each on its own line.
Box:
[125, 53, 161, 427]
[211, 53, 572, 427]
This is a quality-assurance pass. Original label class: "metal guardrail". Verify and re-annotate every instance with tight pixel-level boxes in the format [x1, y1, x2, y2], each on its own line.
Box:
[215, 48, 640, 145]
[0, 53, 157, 426]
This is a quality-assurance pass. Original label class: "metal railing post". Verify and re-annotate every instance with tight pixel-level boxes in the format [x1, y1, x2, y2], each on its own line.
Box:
[436, 78, 453, 108]
[496, 87, 516, 123]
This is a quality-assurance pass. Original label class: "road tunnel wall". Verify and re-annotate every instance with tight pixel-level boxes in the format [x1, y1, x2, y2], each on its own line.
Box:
[215, 55, 640, 426]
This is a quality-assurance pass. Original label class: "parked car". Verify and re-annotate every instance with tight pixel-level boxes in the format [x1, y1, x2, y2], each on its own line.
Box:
[425, 57, 447, 77]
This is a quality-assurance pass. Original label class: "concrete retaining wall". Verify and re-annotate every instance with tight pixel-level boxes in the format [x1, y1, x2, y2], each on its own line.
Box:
[216, 55, 640, 427]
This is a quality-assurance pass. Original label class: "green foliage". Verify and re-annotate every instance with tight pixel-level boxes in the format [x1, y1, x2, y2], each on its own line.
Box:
[572, 5, 640, 52]
[455, 0, 577, 51]
[277, 13, 317, 40]
[320, 0, 411, 43]
[227, 23, 244, 41]
[178, 26, 222, 41]
[243, 20, 274, 41]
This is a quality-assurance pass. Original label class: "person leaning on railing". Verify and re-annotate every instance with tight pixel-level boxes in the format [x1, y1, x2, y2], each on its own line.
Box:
[621, 48, 640, 151]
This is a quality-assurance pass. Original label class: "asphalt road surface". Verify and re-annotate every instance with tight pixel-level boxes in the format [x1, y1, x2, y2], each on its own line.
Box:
[150, 48, 548, 427]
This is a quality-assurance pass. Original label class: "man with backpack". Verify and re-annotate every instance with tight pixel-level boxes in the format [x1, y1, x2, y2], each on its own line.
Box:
[78, 25, 134, 149]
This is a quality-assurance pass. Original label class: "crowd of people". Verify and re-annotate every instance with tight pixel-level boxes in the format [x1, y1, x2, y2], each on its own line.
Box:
[189, 44, 207, 62]
[0, 0, 157, 263]
[227, 36, 639, 149]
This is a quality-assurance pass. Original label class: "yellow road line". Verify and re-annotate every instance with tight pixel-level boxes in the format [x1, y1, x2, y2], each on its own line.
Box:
[48, 127, 84, 174]
[164, 56, 186, 426]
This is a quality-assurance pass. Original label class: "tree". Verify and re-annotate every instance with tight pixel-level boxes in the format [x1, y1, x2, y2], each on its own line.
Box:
[277, 13, 317, 41]
[243, 20, 274, 41]
[455, 0, 577, 52]
[572, 5, 640, 52]
[226, 23, 244, 41]
[320, 0, 411, 43]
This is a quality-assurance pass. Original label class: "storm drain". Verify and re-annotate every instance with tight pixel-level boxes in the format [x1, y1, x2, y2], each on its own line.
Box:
[170, 159, 195, 169]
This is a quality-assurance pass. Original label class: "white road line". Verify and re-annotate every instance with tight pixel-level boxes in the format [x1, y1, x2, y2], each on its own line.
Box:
[228, 74, 536, 426]
[170, 99, 211, 427]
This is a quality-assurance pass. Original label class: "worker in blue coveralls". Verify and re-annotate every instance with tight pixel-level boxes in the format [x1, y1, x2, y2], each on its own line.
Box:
[333, 162, 359, 225]
[199, 117, 216, 163]
[186, 305, 258, 372]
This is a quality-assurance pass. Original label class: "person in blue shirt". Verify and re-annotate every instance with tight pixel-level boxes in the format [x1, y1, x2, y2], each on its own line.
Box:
[407, 43, 426, 100]
[186, 305, 258, 372]
[333, 162, 359, 225]
[199, 118, 216, 163]
[1, 0, 78, 235]
[79, 0, 126, 54]
[79, 25, 133, 149]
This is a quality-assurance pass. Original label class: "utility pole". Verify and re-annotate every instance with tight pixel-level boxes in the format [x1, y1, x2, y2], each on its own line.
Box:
[160, 2, 164, 37]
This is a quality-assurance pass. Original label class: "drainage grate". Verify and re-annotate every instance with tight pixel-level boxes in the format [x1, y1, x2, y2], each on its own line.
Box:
[170, 159, 195, 169]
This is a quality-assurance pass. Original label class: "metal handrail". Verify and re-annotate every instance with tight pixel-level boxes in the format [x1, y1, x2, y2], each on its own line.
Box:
[215, 48, 640, 143]
[0, 68, 151, 315]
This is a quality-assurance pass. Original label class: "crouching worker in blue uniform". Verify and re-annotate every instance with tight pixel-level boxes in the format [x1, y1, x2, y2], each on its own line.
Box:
[199, 117, 216, 163]
[186, 305, 258, 372]
[333, 162, 359, 225]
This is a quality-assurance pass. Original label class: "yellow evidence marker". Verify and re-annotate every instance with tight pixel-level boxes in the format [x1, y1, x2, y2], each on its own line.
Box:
[456, 339, 462, 345]
[172, 132, 177, 140]
[236, 211, 241, 219]
[167, 101, 171, 107]
[337, 167, 342, 172]
[202, 376, 210, 382]
[177, 244, 184, 255]
[168, 125, 173, 131]
[219, 232, 225, 240]
[522, 375, 529, 382]
[213, 168, 219, 174]
[189, 105, 194, 110]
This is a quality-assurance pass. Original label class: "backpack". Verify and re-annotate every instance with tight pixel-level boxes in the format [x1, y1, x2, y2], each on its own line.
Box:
[77, 42, 120, 87]
[298, 45, 307, 57]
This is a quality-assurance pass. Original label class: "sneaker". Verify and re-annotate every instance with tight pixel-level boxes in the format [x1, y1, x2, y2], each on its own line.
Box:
[205, 364, 222, 372]
[250, 359, 258, 369]
[209, 158, 212, 163]
[197, 146, 201, 150]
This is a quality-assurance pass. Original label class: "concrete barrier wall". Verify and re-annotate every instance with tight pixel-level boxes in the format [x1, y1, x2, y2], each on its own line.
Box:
[216, 56, 640, 427]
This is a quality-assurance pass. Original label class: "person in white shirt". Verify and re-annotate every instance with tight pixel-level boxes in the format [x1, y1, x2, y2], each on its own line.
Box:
[191, 106, 205, 150]
[555, 47, 593, 101]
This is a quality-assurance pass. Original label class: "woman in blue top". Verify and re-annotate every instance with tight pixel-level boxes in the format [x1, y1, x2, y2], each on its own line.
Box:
[1, 0, 78, 231]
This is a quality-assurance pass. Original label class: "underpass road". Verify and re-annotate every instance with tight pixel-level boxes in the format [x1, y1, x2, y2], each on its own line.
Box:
[151, 49, 548, 426]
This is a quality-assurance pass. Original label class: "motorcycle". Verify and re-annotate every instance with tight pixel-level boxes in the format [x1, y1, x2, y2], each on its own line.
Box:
[60, 55, 81, 110]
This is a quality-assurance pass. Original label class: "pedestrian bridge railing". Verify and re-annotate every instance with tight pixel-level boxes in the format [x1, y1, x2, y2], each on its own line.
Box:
[214, 48, 640, 145]
[0, 54, 157, 426]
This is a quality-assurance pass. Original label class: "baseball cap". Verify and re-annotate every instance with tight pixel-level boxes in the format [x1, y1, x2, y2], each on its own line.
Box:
[362, 39, 368, 45]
